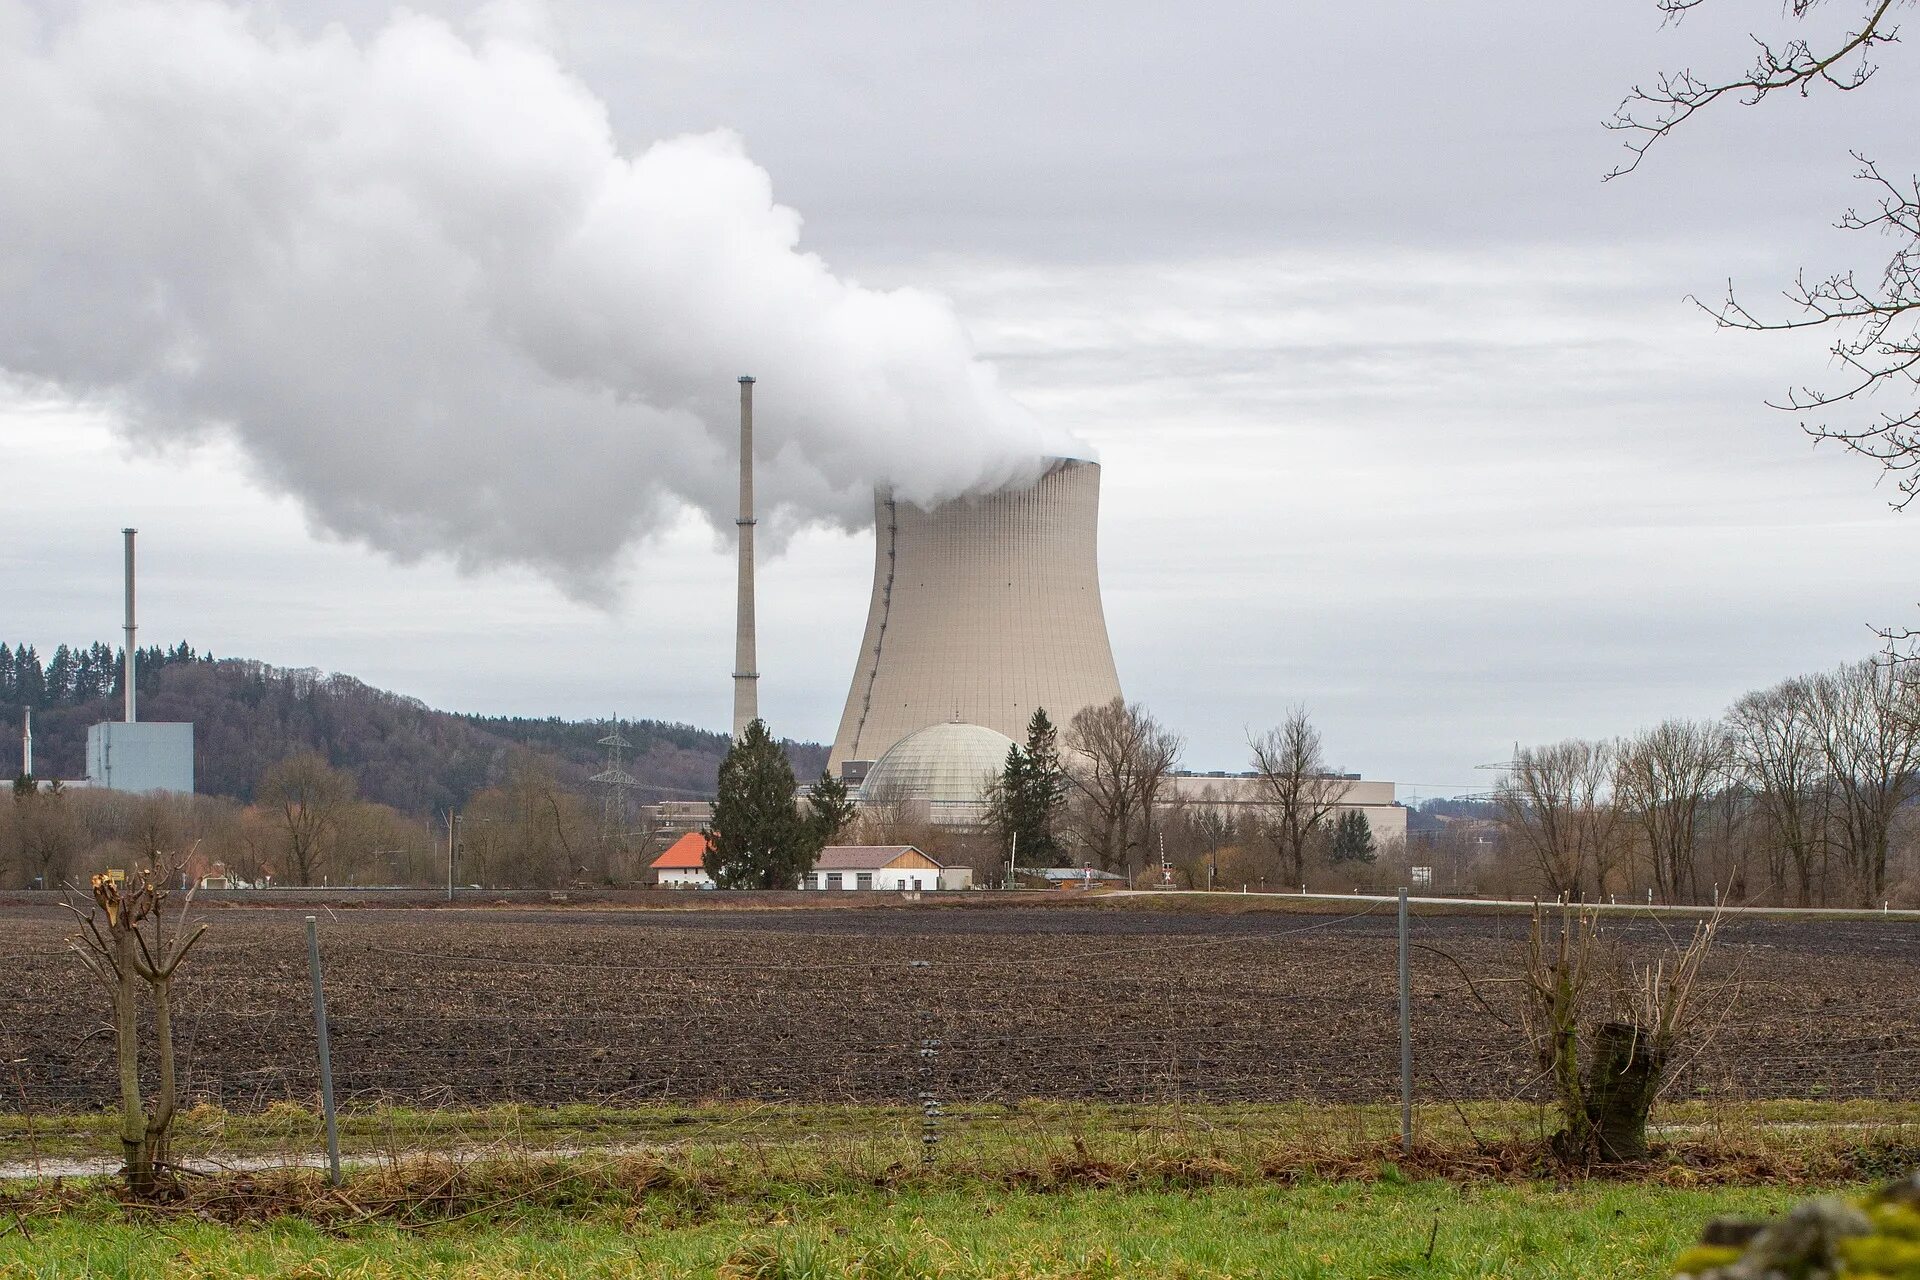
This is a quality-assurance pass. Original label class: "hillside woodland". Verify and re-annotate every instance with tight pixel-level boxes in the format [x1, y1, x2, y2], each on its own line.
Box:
[0, 641, 827, 889]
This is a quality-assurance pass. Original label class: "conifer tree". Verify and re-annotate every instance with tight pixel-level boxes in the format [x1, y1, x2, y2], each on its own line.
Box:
[804, 769, 856, 846]
[987, 707, 1070, 868]
[1330, 809, 1377, 864]
[705, 720, 812, 889]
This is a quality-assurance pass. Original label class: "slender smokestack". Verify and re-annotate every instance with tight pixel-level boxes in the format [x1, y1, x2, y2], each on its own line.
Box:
[21, 708, 31, 779]
[122, 527, 137, 723]
[732, 376, 758, 739]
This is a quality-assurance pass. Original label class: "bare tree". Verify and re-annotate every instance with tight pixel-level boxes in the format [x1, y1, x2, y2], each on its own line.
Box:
[1728, 678, 1835, 905]
[8, 782, 81, 889]
[1247, 706, 1353, 887]
[1495, 739, 1626, 901]
[255, 752, 354, 885]
[1809, 658, 1920, 901]
[1519, 902, 1722, 1164]
[1064, 698, 1183, 875]
[67, 858, 208, 1197]
[1609, 2, 1920, 513]
[1615, 719, 1729, 902]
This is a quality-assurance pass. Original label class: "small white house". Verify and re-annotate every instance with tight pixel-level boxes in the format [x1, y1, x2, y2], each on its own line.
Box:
[649, 832, 715, 888]
[804, 845, 968, 892]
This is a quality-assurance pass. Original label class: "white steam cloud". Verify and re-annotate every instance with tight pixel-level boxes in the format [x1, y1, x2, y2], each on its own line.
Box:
[0, 1, 1083, 593]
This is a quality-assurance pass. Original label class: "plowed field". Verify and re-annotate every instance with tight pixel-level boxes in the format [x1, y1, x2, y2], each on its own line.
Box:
[3, 902, 1914, 1110]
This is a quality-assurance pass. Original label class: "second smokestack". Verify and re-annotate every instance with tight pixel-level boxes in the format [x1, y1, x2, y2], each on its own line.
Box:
[732, 376, 758, 739]
[123, 527, 137, 723]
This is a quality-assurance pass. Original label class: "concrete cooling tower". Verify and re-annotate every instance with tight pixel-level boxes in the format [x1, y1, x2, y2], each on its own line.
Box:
[828, 458, 1123, 776]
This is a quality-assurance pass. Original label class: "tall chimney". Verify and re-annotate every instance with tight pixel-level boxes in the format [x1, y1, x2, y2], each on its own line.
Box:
[21, 708, 31, 779]
[123, 527, 138, 723]
[732, 376, 759, 739]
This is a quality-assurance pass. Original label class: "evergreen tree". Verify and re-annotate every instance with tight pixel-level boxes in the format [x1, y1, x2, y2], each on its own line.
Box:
[0, 645, 14, 701]
[45, 645, 75, 705]
[13, 646, 44, 708]
[987, 708, 1070, 869]
[705, 719, 813, 889]
[1330, 809, 1377, 864]
[804, 769, 857, 846]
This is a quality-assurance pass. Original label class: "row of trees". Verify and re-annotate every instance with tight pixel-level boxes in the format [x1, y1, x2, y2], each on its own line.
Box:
[1496, 657, 1920, 907]
[0, 640, 208, 709]
[0, 746, 681, 891]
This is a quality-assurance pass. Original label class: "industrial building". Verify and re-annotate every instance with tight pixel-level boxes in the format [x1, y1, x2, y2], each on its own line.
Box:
[828, 458, 1123, 777]
[1167, 772, 1407, 846]
[85, 529, 194, 795]
[857, 720, 1017, 826]
[86, 722, 194, 795]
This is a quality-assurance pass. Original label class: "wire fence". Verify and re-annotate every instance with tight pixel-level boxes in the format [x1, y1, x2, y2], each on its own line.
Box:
[2, 897, 1916, 1168]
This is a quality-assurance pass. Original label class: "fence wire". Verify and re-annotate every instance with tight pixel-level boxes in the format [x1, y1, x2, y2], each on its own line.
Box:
[2, 899, 1915, 1156]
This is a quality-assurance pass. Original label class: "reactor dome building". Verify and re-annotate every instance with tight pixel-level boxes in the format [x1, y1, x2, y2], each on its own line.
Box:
[828, 458, 1123, 779]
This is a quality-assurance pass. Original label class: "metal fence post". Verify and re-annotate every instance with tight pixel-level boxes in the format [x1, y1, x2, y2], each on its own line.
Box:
[305, 915, 342, 1186]
[1398, 886, 1412, 1155]
[909, 958, 940, 1166]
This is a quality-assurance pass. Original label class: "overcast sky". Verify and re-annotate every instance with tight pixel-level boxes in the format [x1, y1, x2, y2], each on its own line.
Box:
[4, 0, 1917, 797]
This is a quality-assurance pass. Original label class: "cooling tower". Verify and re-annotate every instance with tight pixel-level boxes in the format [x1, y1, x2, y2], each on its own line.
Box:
[828, 458, 1123, 774]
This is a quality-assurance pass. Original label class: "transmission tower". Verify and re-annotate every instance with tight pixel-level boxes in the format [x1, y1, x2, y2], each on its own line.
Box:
[590, 717, 638, 842]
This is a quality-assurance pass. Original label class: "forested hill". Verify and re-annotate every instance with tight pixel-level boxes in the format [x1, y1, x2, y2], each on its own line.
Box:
[0, 641, 828, 816]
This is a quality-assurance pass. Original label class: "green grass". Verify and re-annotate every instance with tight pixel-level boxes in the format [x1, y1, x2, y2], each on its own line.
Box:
[2, 1101, 1908, 1278]
[0, 1177, 1817, 1279]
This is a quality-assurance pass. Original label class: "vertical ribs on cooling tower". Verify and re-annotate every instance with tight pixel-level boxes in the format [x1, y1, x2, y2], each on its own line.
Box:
[844, 494, 899, 763]
[826, 459, 1123, 775]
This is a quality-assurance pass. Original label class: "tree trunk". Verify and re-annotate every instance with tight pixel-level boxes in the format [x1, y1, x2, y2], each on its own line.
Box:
[145, 975, 177, 1180]
[110, 930, 151, 1197]
[1579, 1020, 1664, 1163]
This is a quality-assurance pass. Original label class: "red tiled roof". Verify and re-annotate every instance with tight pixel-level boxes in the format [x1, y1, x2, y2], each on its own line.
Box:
[814, 845, 942, 871]
[651, 832, 712, 870]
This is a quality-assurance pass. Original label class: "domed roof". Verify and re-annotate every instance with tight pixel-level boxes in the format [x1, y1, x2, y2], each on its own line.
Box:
[861, 721, 1017, 809]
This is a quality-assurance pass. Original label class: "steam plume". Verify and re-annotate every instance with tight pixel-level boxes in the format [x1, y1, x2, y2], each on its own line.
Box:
[0, 1, 1082, 593]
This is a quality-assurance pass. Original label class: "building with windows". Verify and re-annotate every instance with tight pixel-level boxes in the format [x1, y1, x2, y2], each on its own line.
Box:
[648, 831, 715, 888]
[802, 845, 970, 892]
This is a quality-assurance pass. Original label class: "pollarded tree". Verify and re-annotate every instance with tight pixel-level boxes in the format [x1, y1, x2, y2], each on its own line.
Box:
[706, 719, 811, 889]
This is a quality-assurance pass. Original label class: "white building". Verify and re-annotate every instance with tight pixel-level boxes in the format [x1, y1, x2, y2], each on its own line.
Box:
[648, 832, 715, 888]
[803, 845, 970, 892]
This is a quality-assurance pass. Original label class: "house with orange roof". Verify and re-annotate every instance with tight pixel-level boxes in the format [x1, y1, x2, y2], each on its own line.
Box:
[648, 831, 715, 888]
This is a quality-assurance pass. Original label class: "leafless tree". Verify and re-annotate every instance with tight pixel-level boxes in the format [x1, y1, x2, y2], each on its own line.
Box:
[7, 782, 82, 889]
[1495, 739, 1626, 901]
[1727, 678, 1836, 904]
[1064, 698, 1183, 875]
[1615, 719, 1730, 902]
[1518, 902, 1722, 1164]
[1809, 658, 1920, 901]
[66, 858, 208, 1197]
[1247, 706, 1353, 887]
[461, 752, 591, 887]
[1610, 2, 1920, 526]
[255, 752, 354, 885]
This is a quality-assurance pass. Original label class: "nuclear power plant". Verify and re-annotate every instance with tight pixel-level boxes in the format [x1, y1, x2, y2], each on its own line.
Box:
[827, 457, 1123, 780]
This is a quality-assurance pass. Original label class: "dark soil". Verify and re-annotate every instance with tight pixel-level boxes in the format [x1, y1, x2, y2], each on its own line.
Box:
[4, 903, 1913, 1110]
